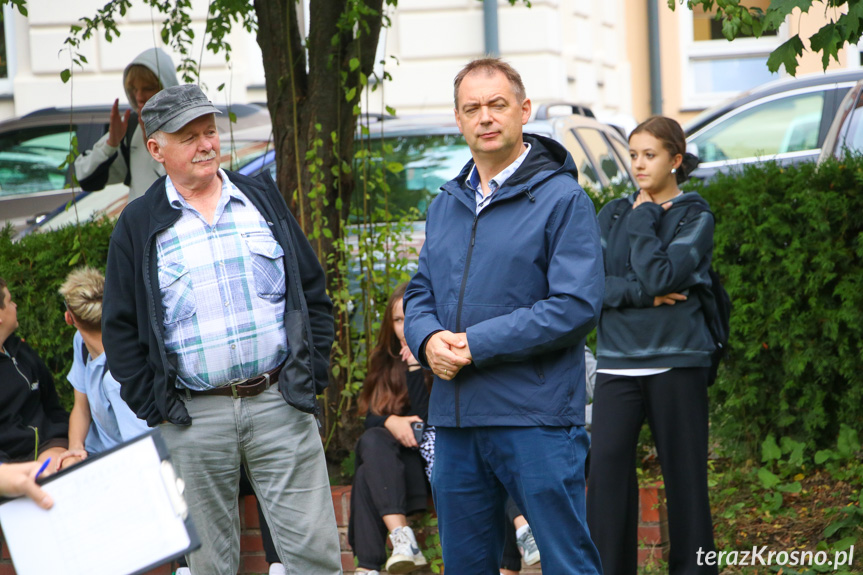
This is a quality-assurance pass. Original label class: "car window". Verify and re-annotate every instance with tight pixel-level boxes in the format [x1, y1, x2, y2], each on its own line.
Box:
[0, 126, 75, 197]
[838, 90, 863, 154]
[690, 92, 825, 163]
[560, 130, 600, 190]
[255, 133, 471, 221]
[575, 128, 630, 187]
[357, 134, 471, 220]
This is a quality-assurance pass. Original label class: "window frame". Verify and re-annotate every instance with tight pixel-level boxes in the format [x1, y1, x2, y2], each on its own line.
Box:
[0, 4, 17, 97]
[677, 7, 786, 110]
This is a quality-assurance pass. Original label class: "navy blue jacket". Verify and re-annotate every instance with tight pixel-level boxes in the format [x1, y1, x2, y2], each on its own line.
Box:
[404, 134, 604, 428]
[596, 191, 715, 369]
[102, 171, 334, 426]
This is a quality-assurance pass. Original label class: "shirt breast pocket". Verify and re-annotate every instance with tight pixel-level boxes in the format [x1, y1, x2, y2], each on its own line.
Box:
[158, 260, 197, 324]
[244, 233, 286, 302]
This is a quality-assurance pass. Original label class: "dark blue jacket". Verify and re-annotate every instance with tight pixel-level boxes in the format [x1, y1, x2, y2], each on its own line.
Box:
[102, 171, 334, 426]
[596, 191, 715, 369]
[404, 134, 604, 428]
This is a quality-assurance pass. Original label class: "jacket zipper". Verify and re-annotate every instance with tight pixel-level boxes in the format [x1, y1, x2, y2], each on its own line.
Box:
[453, 215, 479, 427]
[8, 355, 33, 389]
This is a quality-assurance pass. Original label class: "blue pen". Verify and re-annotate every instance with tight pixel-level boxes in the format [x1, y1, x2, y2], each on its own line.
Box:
[35, 458, 51, 480]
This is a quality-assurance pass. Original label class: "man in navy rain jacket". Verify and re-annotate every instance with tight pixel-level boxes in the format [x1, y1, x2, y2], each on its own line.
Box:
[404, 58, 604, 574]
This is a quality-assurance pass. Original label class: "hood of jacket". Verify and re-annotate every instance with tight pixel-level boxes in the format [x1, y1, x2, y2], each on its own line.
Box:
[123, 48, 179, 110]
[443, 133, 578, 206]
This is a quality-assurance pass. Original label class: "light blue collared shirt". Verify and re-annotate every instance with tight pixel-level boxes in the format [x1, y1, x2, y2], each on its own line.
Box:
[465, 143, 532, 215]
[157, 169, 288, 391]
[67, 331, 148, 453]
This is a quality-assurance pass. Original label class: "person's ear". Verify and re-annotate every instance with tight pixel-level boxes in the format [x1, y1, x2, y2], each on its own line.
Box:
[64, 311, 75, 327]
[147, 138, 165, 163]
[521, 98, 532, 125]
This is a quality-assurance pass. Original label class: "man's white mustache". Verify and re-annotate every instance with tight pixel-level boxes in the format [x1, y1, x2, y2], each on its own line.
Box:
[192, 150, 217, 163]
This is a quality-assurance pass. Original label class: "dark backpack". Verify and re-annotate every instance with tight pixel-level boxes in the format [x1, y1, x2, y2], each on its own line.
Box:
[678, 204, 731, 386]
[696, 266, 731, 386]
[607, 199, 731, 385]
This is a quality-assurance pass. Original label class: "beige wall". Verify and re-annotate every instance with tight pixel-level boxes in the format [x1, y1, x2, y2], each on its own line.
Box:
[3, 0, 258, 120]
[371, 0, 634, 123]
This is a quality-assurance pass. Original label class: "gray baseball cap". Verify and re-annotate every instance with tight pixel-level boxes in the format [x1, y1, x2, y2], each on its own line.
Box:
[142, 84, 221, 138]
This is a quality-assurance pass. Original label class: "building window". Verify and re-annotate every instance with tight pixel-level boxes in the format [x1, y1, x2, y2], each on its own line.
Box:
[0, 5, 16, 96]
[679, 1, 782, 110]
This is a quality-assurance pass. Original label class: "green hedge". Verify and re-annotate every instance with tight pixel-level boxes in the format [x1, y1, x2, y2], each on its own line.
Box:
[694, 157, 863, 457]
[0, 219, 115, 410]
[4, 156, 862, 459]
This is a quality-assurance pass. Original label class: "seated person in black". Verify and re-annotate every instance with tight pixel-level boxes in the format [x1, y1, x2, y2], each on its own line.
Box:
[0, 277, 69, 466]
[349, 283, 433, 575]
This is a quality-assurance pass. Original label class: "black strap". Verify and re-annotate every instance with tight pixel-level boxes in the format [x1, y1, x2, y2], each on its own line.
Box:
[120, 111, 137, 187]
[80, 339, 110, 380]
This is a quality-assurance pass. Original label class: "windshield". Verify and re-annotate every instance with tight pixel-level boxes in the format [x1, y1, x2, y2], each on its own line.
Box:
[353, 133, 471, 221]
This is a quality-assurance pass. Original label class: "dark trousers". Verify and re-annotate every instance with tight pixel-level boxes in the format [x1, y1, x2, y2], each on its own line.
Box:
[586, 368, 718, 575]
[432, 426, 601, 575]
[348, 427, 428, 570]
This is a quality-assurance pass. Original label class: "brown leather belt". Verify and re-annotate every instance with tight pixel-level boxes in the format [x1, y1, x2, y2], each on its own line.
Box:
[187, 362, 284, 398]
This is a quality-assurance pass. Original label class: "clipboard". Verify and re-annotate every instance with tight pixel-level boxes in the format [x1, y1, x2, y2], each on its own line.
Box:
[0, 428, 200, 575]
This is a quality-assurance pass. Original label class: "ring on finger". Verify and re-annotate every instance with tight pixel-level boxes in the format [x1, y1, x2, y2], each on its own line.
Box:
[444, 368, 448, 376]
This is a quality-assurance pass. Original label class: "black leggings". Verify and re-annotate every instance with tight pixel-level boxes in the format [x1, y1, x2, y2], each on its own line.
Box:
[586, 367, 717, 575]
[348, 427, 428, 570]
[500, 496, 524, 571]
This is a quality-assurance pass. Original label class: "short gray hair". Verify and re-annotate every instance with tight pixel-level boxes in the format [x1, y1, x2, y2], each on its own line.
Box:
[453, 58, 526, 108]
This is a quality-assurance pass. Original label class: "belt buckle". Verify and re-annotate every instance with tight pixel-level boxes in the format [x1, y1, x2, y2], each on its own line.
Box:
[230, 373, 270, 399]
[229, 377, 249, 399]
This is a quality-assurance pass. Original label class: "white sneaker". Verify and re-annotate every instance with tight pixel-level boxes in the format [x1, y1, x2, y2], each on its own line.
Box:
[356, 570, 381, 575]
[516, 526, 541, 565]
[385, 525, 428, 574]
[268, 563, 287, 575]
[175, 569, 192, 575]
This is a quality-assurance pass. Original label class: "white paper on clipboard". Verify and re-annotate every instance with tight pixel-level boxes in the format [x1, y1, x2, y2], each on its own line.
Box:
[0, 431, 195, 575]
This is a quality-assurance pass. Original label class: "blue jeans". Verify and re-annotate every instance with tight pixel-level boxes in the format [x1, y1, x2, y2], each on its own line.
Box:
[432, 426, 602, 575]
[159, 386, 341, 575]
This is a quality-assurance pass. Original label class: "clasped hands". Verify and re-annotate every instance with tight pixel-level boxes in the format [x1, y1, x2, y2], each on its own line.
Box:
[425, 331, 472, 381]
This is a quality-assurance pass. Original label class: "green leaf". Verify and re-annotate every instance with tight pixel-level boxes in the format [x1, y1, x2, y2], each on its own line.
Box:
[349, 57, 360, 71]
[763, 0, 811, 30]
[762, 434, 781, 462]
[345, 87, 357, 102]
[228, 111, 237, 124]
[757, 467, 781, 489]
[837, 424, 860, 458]
[809, 23, 843, 70]
[815, 449, 834, 465]
[60, 69, 71, 84]
[767, 35, 805, 75]
[824, 518, 850, 538]
[833, 536, 857, 551]
[385, 105, 397, 116]
[776, 481, 801, 493]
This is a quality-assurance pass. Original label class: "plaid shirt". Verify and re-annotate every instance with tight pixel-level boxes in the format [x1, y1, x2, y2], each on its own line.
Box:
[466, 143, 531, 215]
[156, 169, 288, 390]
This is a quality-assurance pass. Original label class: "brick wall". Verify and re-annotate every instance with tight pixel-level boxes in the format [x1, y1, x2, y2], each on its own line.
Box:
[1, 484, 667, 574]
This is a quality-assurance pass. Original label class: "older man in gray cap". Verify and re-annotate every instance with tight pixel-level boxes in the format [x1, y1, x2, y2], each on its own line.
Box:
[102, 84, 342, 574]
